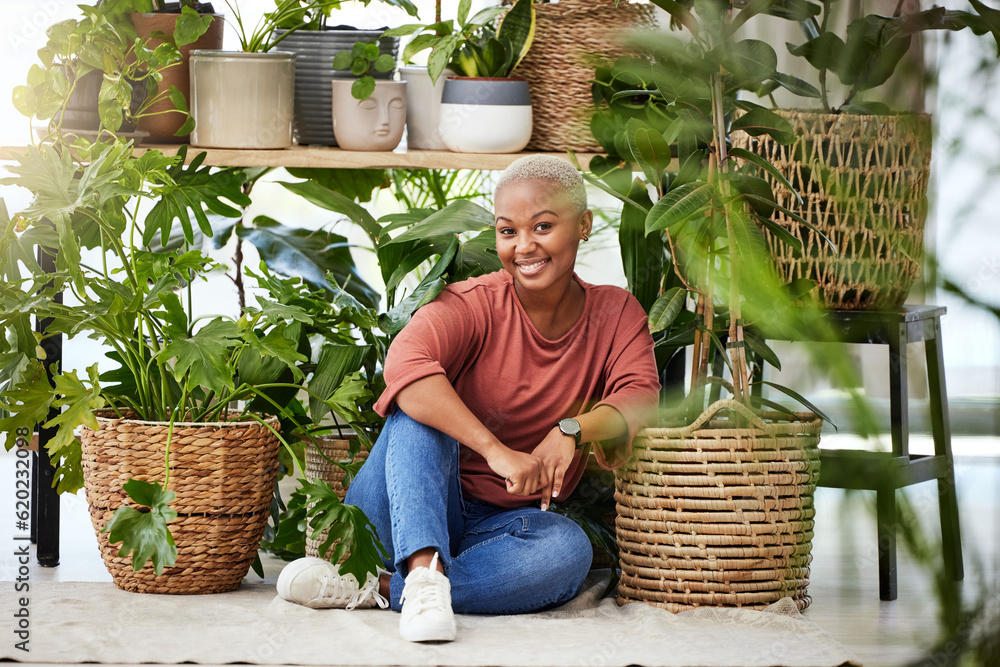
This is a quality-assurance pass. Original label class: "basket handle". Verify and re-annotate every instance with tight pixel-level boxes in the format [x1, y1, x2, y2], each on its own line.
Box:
[682, 398, 769, 434]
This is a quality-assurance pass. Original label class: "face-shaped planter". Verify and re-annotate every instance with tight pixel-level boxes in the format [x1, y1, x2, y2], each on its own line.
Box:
[331, 79, 407, 151]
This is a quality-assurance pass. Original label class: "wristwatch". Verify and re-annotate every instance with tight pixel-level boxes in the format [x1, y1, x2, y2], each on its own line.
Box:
[556, 418, 583, 447]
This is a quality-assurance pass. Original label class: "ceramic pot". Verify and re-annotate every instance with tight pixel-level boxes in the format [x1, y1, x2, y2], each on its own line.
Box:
[439, 77, 532, 153]
[131, 12, 225, 143]
[53, 68, 145, 135]
[274, 28, 399, 146]
[189, 50, 296, 149]
[331, 79, 407, 151]
[399, 65, 454, 150]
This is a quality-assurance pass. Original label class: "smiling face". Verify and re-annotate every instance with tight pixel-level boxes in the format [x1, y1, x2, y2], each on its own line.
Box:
[494, 179, 593, 298]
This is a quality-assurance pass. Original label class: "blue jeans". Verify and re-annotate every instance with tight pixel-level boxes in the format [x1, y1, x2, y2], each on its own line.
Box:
[344, 408, 593, 614]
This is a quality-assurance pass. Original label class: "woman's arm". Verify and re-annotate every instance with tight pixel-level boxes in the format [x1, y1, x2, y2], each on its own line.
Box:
[394, 374, 550, 496]
[531, 405, 629, 510]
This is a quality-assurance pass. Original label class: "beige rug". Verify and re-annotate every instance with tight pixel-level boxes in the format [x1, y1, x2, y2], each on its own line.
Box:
[4, 572, 859, 666]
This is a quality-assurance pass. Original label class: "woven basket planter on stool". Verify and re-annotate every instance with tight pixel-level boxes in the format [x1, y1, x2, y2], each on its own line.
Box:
[81, 411, 280, 594]
[731, 111, 932, 310]
[615, 399, 821, 612]
[506, 0, 658, 152]
[304, 435, 369, 559]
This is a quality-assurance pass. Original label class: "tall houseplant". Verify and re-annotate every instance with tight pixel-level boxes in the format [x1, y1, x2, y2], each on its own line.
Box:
[583, 0, 871, 611]
[732, 0, 1000, 309]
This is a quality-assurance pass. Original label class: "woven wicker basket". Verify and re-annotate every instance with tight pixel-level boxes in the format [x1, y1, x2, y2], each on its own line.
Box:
[506, 0, 658, 152]
[304, 435, 369, 559]
[615, 399, 821, 613]
[80, 411, 280, 594]
[731, 111, 932, 310]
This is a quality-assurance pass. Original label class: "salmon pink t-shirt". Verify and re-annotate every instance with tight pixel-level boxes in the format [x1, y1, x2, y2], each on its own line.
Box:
[373, 270, 660, 508]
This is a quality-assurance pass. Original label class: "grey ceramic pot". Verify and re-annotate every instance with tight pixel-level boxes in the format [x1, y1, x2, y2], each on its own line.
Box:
[274, 27, 399, 146]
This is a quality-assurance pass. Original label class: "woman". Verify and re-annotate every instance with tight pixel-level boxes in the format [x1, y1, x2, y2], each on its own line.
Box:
[277, 155, 660, 643]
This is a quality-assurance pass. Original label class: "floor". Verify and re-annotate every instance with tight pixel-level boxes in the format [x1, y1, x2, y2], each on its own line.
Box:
[1, 434, 998, 667]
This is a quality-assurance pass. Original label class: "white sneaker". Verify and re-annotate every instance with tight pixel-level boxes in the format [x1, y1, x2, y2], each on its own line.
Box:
[399, 552, 456, 642]
[277, 557, 389, 610]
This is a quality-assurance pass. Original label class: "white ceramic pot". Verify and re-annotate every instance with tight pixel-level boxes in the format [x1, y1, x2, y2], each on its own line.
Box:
[399, 65, 454, 150]
[439, 78, 532, 154]
[190, 50, 296, 149]
[331, 79, 407, 151]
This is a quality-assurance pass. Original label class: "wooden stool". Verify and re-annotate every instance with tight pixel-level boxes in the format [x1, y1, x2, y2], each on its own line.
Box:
[749, 306, 964, 600]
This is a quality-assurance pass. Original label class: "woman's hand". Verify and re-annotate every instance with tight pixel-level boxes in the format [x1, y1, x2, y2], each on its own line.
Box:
[485, 446, 548, 497]
[531, 427, 577, 510]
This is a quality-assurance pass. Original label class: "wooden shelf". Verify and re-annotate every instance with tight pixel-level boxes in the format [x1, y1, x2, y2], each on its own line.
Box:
[1, 144, 601, 171]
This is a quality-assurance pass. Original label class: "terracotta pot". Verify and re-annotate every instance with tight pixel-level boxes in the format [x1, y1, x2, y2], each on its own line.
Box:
[131, 12, 224, 143]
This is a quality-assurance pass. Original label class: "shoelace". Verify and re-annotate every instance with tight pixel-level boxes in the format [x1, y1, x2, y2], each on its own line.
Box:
[315, 571, 389, 610]
[399, 553, 449, 614]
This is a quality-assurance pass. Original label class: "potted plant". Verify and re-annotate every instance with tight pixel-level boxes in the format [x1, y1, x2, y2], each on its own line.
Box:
[188, 0, 334, 149]
[130, 2, 224, 142]
[330, 40, 408, 150]
[11, 0, 189, 144]
[0, 139, 387, 592]
[583, 0, 863, 611]
[730, 0, 1000, 309]
[384, 0, 536, 153]
[268, 0, 415, 146]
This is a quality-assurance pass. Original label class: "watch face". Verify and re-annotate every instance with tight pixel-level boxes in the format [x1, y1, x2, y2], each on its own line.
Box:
[559, 418, 581, 439]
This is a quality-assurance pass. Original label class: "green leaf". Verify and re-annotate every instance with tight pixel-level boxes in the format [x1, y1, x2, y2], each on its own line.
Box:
[755, 214, 802, 255]
[289, 478, 388, 586]
[787, 32, 847, 74]
[46, 365, 104, 459]
[174, 7, 214, 47]
[743, 329, 781, 371]
[757, 380, 837, 428]
[970, 0, 1000, 55]
[496, 0, 535, 74]
[159, 318, 241, 394]
[374, 54, 395, 73]
[619, 179, 661, 313]
[730, 107, 796, 145]
[332, 50, 354, 71]
[728, 146, 803, 206]
[278, 179, 382, 246]
[0, 359, 54, 453]
[842, 16, 911, 91]
[648, 287, 686, 334]
[285, 168, 387, 206]
[769, 72, 821, 98]
[308, 344, 369, 423]
[378, 273, 448, 337]
[145, 149, 250, 247]
[381, 199, 493, 246]
[725, 39, 778, 86]
[428, 34, 462, 84]
[645, 183, 715, 233]
[352, 76, 376, 100]
[627, 119, 671, 185]
[730, 0, 780, 35]
[238, 216, 379, 309]
[103, 479, 178, 575]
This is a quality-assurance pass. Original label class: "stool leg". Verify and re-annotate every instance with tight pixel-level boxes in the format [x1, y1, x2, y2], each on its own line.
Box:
[877, 485, 898, 601]
[926, 321, 963, 581]
[888, 323, 910, 458]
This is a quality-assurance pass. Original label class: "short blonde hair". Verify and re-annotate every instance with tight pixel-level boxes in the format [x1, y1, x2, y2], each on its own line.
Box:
[495, 154, 588, 214]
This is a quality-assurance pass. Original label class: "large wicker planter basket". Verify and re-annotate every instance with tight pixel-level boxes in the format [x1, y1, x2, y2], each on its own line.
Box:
[615, 400, 821, 612]
[80, 411, 280, 594]
[304, 435, 368, 559]
[507, 0, 658, 152]
[731, 111, 932, 310]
